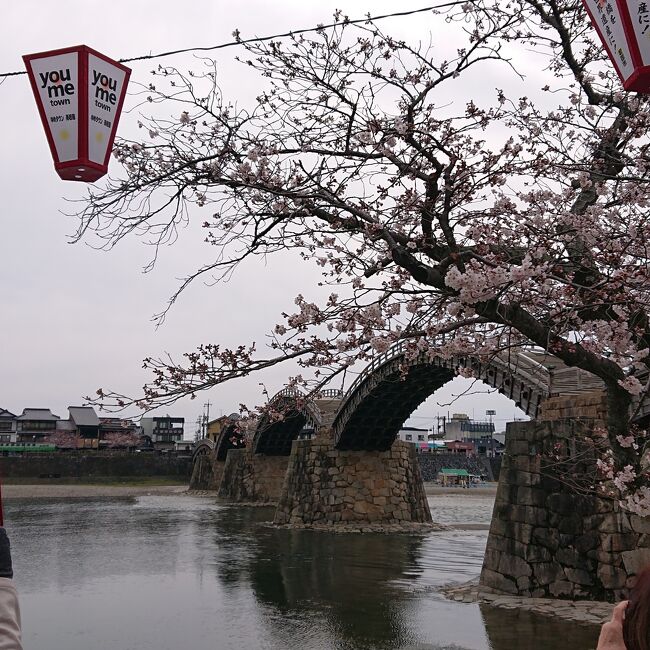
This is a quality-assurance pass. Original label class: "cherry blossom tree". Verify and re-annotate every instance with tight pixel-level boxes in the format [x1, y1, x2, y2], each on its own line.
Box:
[48, 430, 81, 450]
[77, 2, 650, 511]
[103, 431, 141, 449]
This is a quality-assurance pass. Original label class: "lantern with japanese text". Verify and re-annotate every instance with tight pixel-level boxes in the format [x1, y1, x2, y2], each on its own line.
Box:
[582, 0, 650, 92]
[23, 45, 130, 182]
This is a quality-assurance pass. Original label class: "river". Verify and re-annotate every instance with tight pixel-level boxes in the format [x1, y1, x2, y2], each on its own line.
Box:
[7, 493, 600, 649]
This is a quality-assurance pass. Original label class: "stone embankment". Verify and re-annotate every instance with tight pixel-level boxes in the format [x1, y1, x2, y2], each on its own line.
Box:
[0, 453, 191, 480]
[417, 452, 499, 482]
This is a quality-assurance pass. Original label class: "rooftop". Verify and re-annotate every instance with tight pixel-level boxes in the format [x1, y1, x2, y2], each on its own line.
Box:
[17, 408, 59, 421]
[440, 469, 470, 477]
[68, 407, 100, 427]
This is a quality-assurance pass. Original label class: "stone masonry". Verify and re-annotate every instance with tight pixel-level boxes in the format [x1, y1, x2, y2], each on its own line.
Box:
[189, 454, 211, 490]
[539, 390, 608, 422]
[217, 448, 289, 504]
[273, 438, 432, 528]
[189, 454, 225, 491]
[480, 419, 650, 602]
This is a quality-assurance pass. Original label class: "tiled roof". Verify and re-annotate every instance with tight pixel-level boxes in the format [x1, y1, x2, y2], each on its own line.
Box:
[68, 407, 100, 427]
[17, 408, 59, 421]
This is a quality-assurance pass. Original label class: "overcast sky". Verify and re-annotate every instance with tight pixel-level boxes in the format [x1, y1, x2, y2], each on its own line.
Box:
[0, 1, 531, 435]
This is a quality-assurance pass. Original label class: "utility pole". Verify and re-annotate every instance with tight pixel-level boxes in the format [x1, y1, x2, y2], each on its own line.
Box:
[203, 401, 211, 440]
[486, 410, 496, 458]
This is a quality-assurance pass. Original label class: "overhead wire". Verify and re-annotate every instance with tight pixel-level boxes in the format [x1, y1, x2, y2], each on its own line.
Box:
[0, 2, 462, 80]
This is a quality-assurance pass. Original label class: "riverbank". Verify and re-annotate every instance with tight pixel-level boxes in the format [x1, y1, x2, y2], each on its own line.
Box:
[424, 482, 498, 496]
[2, 482, 188, 499]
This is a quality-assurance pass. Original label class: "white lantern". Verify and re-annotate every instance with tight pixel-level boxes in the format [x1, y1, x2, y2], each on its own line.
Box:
[583, 0, 650, 92]
[23, 45, 131, 182]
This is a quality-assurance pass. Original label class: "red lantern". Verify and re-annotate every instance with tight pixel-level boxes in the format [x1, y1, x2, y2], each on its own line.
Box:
[582, 1, 650, 92]
[23, 45, 131, 182]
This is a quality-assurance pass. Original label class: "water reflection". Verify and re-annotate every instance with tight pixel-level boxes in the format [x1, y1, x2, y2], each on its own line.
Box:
[5, 495, 601, 650]
[251, 526, 424, 645]
[480, 603, 600, 650]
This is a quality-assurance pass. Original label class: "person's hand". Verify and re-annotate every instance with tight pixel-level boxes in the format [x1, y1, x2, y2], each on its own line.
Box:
[597, 601, 628, 650]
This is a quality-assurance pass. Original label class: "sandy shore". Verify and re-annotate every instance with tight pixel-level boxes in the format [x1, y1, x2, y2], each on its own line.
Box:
[424, 483, 497, 496]
[1, 484, 189, 500]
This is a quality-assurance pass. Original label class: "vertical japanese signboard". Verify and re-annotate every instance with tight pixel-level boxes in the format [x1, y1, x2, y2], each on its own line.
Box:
[628, 0, 650, 64]
[582, 0, 650, 92]
[23, 45, 131, 182]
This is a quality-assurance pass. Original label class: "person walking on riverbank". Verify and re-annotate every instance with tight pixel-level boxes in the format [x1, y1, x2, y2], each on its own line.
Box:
[0, 528, 22, 650]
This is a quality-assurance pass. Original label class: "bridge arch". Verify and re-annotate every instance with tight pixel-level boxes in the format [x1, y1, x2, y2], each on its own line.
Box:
[192, 438, 215, 461]
[252, 388, 323, 456]
[332, 343, 551, 451]
[214, 421, 247, 460]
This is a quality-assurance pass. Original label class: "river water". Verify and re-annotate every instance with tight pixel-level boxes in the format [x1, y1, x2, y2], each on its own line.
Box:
[7, 493, 600, 650]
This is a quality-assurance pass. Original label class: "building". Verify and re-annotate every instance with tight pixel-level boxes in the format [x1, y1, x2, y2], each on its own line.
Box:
[466, 435, 505, 458]
[98, 417, 143, 449]
[444, 413, 495, 442]
[174, 440, 195, 453]
[3, 405, 157, 450]
[396, 426, 429, 446]
[16, 408, 59, 443]
[445, 440, 476, 456]
[141, 416, 185, 450]
[68, 407, 100, 439]
[0, 409, 17, 443]
[205, 414, 238, 443]
[99, 417, 141, 438]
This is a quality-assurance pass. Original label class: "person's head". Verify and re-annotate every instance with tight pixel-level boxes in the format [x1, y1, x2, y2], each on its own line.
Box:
[623, 567, 650, 650]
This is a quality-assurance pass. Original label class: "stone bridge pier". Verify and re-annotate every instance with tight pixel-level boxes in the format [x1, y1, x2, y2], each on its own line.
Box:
[189, 453, 223, 491]
[480, 414, 650, 602]
[273, 438, 432, 530]
[217, 448, 289, 504]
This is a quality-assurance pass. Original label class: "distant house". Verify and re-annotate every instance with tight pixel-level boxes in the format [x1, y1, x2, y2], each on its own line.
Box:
[205, 415, 234, 443]
[0, 409, 17, 443]
[16, 408, 59, 443]
[445, 413, 495, 441]
[174, 440, 195, 453]
[396, 426, 429, 446]
[445, 440, 476, 456]
[99, 417, 141, 438]
[462, 435, 505, 458]
[141, 416, 185, 450]
[68, 406, 100, 439]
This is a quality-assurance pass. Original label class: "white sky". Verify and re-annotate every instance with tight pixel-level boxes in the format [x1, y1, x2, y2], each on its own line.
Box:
[0, 1, 531, 435]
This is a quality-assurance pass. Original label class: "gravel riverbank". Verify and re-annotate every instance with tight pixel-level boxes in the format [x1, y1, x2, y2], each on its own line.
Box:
[1, 484, 188, 499]
[424, 482, 498, 496]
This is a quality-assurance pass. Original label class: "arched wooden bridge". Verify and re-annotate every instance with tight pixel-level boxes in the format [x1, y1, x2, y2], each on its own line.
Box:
[246, 343, 606, 455]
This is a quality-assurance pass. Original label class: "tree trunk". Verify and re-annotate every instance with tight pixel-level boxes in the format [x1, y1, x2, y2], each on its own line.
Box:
[605, 381, 635, 462]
